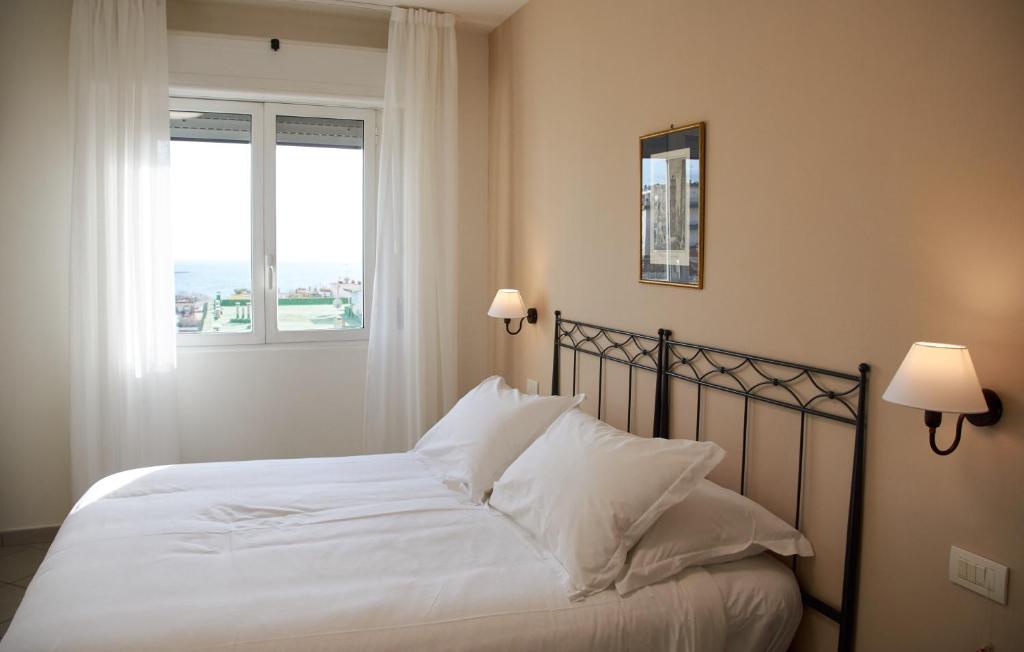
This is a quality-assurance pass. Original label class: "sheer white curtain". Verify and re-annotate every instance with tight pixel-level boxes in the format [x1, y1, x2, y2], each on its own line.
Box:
[69, 0, 179, 498]
[364, 8, 459, 453]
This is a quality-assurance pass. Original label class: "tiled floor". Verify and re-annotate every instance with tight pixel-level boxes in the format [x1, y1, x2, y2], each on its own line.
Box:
[0, 541, 51, 641]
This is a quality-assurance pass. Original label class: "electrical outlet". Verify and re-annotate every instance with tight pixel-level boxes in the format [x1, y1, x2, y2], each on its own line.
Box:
[949, 546, 1008, 604]
[526, 379, 539, 395]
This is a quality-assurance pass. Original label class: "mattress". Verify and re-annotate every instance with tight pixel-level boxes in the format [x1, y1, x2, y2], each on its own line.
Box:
[2, 453, 801, 651]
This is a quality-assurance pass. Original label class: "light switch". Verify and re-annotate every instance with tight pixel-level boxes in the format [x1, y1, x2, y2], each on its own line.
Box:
[949, 546, 1008, 604]
[526, 379, 539, 395]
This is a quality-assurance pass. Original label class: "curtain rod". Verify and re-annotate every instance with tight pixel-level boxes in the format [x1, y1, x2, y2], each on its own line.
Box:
[233, 0, 477, 27]
[268, 0, 393, 12]
[268, 0, 462, 15]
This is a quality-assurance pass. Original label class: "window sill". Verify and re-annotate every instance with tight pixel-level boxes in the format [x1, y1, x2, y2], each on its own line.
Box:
[176, 338, 369, 354]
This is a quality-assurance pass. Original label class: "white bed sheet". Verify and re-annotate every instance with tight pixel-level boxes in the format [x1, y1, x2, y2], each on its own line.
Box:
[2, 454, 800, 652]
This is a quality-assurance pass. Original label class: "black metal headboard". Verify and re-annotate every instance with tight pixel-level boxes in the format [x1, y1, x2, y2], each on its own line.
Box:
[551, 311, 869, 652]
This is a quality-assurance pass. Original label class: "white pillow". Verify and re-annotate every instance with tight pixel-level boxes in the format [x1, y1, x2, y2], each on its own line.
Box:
[488, 409, 725, 599]
[615, 479, 814, 595]
[414, 376, 583, 504]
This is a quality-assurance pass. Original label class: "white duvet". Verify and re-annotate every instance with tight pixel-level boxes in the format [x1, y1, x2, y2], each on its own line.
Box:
[2, 454, 800, 651]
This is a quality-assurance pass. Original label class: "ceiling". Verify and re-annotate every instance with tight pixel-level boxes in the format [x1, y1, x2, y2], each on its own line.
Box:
[203, 0, 530, 29]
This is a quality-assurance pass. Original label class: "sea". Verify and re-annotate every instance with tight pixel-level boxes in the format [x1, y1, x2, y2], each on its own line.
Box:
[175, 260, 361, 297]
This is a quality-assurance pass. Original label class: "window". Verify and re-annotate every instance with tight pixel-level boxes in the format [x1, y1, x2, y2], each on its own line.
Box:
[170, 99, 376, 345]
[170, 108, 255, 338]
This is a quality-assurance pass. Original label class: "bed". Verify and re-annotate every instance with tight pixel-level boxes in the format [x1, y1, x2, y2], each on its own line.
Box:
[2, 314, 868, 651]
[2, 454, 800, 651]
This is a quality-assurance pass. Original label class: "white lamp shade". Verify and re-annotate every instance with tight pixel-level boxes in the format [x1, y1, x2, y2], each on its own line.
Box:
[488, 289, 528, 319]
[882, 342, 988, 414]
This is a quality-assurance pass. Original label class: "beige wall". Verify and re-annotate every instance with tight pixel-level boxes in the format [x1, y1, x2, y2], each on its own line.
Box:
[455, 27, 494, 394]
[0, 0, 73, 531]
[489, 0, 1024, 649]
[167, 0, 389, 49]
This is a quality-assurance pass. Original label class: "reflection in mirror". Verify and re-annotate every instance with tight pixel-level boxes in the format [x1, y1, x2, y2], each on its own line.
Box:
[640, 122, 704, 288]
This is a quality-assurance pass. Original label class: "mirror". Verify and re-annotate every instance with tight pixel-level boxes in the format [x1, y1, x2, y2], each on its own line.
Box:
[640, 122, 705, 288]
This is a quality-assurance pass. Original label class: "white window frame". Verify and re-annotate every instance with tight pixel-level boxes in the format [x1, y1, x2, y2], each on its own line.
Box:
[171, 97, 377, 347]
[263, 103, 377, 344]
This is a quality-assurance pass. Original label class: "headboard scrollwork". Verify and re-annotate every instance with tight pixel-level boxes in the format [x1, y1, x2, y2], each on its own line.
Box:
[551, 310, 869, 652]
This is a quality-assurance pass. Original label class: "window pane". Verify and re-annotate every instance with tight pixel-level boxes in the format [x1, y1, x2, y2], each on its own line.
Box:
[170, 111, 253, 334]
[275, 115, 364, 331]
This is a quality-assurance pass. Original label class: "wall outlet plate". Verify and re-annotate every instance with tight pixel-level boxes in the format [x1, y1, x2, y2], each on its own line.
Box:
[525, 379, 539, 395]
[949, 545, 1008, 604]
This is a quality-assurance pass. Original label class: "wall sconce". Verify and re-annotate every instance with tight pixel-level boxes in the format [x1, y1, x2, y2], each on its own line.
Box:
[882, 342, 1003, 455]
[488, 289, 537, 335]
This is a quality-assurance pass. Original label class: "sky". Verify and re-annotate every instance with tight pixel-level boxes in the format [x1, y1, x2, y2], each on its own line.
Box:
[642, 156, 700, 186]
[170, 140, 363, 269]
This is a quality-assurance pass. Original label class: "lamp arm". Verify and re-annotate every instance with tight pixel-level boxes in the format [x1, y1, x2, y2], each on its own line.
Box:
[925, 389, 1002, 456]
[504, 317, 525, 335]
[502, 308, 537, 335]
[928, 415, 964, 456]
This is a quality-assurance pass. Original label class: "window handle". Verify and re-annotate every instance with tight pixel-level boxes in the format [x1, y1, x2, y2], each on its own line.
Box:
[265, 254, 276, 290]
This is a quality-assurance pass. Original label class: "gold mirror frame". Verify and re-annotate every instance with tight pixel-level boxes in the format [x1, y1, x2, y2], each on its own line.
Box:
[639, 122, 705, 289]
